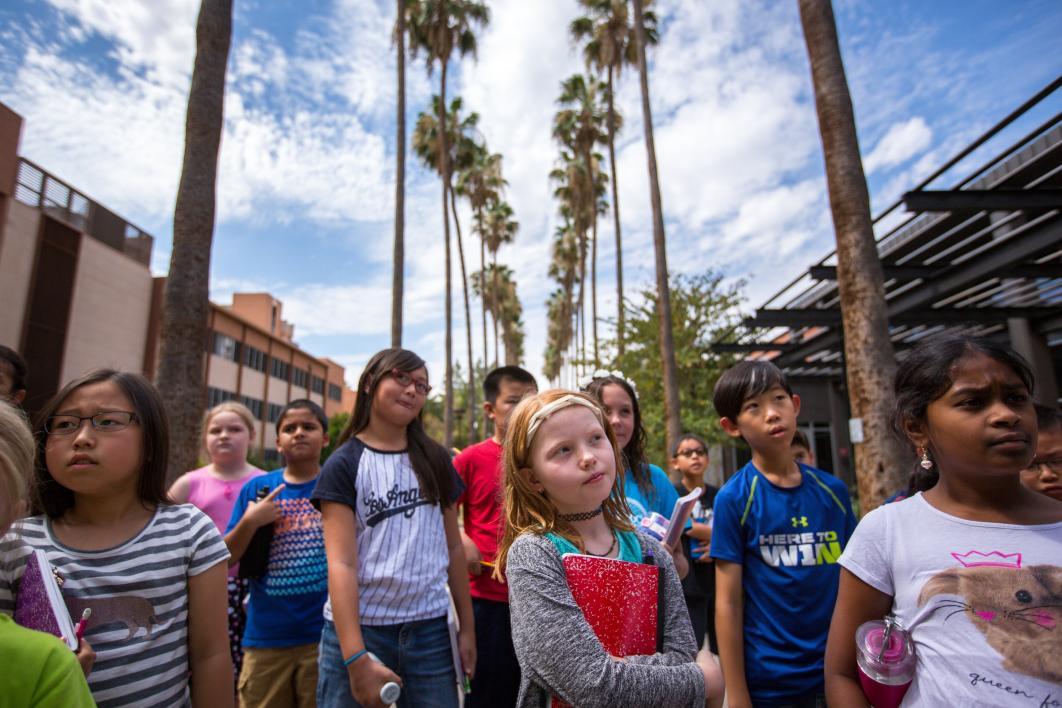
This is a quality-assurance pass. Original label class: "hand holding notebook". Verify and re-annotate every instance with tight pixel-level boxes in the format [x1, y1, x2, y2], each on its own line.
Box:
[14, 549, 79, 650]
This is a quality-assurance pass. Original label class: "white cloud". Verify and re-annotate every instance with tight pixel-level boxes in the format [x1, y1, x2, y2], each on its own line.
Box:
[864, 116, 932, 173]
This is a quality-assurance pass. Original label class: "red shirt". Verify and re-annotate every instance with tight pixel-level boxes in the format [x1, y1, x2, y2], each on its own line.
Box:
[454, 438, 508, 602]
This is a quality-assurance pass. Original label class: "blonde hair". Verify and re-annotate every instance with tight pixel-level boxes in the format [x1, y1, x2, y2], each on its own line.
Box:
[201, 401, 257, 458]
[493, 389, 633, 581]
[0, 402, 34, 531]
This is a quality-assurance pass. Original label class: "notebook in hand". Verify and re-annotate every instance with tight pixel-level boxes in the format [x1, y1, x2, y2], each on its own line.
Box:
[550, 552, 663, 707]
[14, 549, 78, 650]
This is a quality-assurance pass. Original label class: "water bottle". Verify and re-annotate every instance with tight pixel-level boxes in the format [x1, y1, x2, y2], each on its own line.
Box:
[690, 507, 712, 560]
[367, 653, 401, 706]
[855, 616, 916, 708]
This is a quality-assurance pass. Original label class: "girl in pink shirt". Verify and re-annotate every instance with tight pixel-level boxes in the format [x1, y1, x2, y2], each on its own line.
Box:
[169, 401, 264, 685]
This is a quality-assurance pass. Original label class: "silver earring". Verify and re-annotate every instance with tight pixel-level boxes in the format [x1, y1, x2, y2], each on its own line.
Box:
[919, 447, 933, 470]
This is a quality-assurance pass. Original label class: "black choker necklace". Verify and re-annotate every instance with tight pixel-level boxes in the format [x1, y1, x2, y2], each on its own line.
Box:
[584, 532, 617, 557]
[559, 507, 603, 522]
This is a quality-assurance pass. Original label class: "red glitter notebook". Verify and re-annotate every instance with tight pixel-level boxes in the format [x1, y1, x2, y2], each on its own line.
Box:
[551, 553, 663, 708]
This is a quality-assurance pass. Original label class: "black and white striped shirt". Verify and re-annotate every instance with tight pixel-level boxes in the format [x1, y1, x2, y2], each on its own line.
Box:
[312, 438, 461, 626]
[0, 504, 229, 707]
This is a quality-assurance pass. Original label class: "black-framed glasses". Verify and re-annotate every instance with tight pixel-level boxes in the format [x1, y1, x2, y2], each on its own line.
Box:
[45, 411, 138, 435]
[391, 369, 431, 395]
[1030, 457, 1062, 474]
[676, 447, 707, 459]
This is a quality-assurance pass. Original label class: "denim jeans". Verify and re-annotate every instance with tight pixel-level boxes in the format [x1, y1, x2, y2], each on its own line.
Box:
[317, 617, 458, 708]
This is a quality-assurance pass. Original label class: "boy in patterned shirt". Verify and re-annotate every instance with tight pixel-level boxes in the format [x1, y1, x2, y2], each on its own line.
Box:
[226, 400, 330, 707]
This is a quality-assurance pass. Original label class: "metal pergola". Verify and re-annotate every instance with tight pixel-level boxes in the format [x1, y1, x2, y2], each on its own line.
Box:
[714, 77, 1062, 393]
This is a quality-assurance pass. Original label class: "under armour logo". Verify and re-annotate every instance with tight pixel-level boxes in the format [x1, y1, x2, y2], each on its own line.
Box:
[791, 516, 808, 528]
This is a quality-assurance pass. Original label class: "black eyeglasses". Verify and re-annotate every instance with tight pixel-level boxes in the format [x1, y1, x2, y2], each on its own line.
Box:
[46, 411, 138, 435]
[676, 447, 707, 459]
[391, 369, 431, 396]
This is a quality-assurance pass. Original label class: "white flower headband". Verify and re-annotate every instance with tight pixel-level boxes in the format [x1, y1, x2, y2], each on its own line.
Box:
[576, 368, 637, 397]
[526, 394, 604, 446]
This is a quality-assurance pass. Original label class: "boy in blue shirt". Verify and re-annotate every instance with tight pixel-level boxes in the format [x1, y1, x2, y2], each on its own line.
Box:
[225, 400, 329, 707]
[710, 361, 856, 708]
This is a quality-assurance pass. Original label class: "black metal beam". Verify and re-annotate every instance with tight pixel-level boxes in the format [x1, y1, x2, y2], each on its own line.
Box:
[745, 306, 1059, 329]
[903, 189, 1062, 213]
[809, 263, 1062, 282]
[709, 342, 797, 353]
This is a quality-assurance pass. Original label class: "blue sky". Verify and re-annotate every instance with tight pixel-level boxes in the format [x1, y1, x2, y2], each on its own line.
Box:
[1, 0, 1059, 387]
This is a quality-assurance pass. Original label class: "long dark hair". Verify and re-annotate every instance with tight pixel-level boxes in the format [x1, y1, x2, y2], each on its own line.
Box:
[893, 333, 1034, 493]
[337, 348, 454, 506]
[33, 369, 170, 519]
[584, 375, 651, 498]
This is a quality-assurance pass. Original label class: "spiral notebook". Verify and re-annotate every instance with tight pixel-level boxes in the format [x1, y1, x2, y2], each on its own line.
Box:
[551, 553, 662, 708]
[14, 549, 78, 650]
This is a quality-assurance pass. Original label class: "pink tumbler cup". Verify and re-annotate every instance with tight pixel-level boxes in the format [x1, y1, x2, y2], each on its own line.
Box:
[855, 616, 916, 708]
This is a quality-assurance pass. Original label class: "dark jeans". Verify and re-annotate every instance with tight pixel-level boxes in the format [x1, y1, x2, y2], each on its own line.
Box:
[684, 594, 718, 654]
[754, 690, 827, 708]
[467, 597, 520, 708]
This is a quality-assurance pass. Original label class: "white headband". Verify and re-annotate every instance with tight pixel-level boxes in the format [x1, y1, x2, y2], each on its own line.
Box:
[526, 394, 603, 446]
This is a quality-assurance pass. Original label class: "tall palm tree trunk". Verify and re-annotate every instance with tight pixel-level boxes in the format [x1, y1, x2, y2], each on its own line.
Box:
[156, 0, 232, 484]
[478, 211, 488, 372]
[591, 210, 599, 365]
[577, 234, 586, 374]
[491, 252, 500, 367]
[798, 0, 905, 512]
[632, 0, 681, 456]
[438, 61, 454, 449]
[391, 0, 406, 347]
[451, 187, 477, 441]
[606, 65, 625, 359]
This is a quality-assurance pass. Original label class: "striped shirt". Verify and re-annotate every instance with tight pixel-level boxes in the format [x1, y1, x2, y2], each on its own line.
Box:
[0, 504, 229, 707]
[312, 438, 462, 626]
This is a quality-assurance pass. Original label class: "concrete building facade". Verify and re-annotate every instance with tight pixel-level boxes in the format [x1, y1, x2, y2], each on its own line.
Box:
[0, 103, 354, 465]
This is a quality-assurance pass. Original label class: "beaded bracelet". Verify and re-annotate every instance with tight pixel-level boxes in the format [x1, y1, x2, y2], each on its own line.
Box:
[343, 649, 368, 667]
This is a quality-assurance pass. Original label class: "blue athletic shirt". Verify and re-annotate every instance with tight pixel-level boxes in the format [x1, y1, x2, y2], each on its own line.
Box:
[709, 461, 857, 703]
[226, 470, 329, 648]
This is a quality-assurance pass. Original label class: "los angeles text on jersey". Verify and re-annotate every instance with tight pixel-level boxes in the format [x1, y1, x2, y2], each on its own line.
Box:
[758, 530, 842, 567]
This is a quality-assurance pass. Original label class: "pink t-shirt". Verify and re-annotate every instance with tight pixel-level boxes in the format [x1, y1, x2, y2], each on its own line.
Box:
[185, 465, 264, 577]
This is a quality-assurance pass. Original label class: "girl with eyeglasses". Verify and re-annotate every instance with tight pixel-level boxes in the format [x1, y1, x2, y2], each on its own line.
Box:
[312, 348, 475, 708]
[168, 401, 264, 689]
[0, 370, 233, 708]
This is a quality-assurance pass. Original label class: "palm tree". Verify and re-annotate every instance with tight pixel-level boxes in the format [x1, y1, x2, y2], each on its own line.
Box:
[456, 144, 505, 373]
[482, 199, 518, 365]
[156, 0, 232, 483]
[542, 214, 579, 381]
[472, 264, 525, 366]
[553, 74, 609, 367]
[629, 0, 681, 456]
[570, 0, 657, 358]
[391, 0, 408, 347]
[407, 0, 489, 448]
[413, 96, 480, 442]
[798, 0, 906, 511]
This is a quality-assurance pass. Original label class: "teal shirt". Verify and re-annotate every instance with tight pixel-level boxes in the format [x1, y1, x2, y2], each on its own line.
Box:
[0, 614, 95, 707]
[545, 529, 643, 563]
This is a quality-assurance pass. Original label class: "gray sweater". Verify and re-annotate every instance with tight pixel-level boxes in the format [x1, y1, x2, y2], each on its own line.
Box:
[506, 531, 706, 708]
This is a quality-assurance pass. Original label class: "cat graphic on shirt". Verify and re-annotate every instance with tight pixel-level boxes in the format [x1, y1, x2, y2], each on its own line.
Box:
[919, 550, 1062, 683]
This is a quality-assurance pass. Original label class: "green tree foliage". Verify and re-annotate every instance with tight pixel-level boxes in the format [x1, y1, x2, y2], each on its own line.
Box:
[323, 411, 351, 460]
[610, 271, 744, 466]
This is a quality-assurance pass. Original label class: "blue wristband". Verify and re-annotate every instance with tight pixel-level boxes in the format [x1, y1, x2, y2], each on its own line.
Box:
[343, 649, 368, 667]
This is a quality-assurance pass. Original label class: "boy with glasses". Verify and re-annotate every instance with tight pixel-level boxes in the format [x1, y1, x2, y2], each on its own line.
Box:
[672, 434, 720, 655]
[1020, 404, 1062, 502]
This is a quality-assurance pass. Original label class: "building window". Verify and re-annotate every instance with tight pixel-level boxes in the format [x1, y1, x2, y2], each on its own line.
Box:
[211, 332, 240, 362]
[292, 368, 308, 388]
[240, 396, 264, 420]
[208, 387, 237, 408]
[328, 383, 342, 402]
[311, 375, 325, 395]
[267, 403, 284, 423]
[271, 357, 290, 382]
[244, 345, 267, 372]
